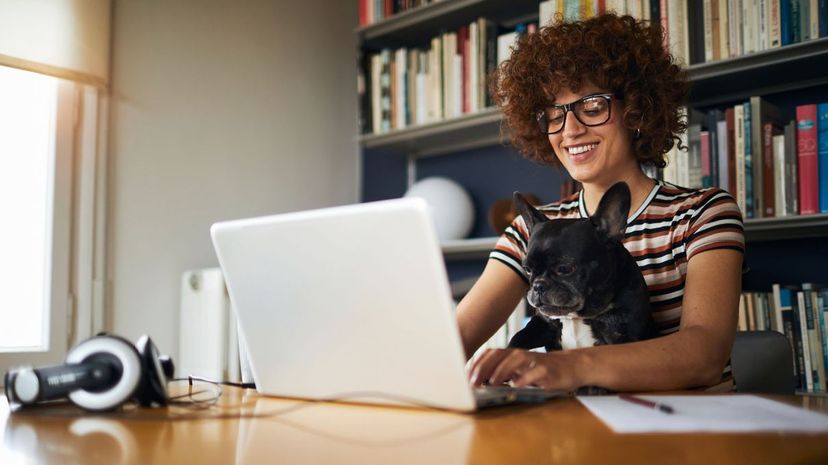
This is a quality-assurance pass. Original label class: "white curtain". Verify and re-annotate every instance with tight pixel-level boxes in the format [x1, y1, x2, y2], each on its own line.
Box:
[0, 0, 111, 88]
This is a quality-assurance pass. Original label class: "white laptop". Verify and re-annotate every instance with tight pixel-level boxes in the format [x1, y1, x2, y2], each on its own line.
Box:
[210, 197, 562, 412]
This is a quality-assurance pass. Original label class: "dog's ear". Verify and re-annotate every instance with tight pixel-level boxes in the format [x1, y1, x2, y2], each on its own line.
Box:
[513, 192, 547, 231]
[590, 182, 631, 242]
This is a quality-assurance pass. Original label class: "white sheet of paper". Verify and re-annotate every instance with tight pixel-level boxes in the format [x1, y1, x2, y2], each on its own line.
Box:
[577, 395, 828, 433]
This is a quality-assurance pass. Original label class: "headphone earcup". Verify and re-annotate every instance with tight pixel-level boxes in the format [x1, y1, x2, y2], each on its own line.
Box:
[64, 335, 142, 411]
[134, 335, 173, 407]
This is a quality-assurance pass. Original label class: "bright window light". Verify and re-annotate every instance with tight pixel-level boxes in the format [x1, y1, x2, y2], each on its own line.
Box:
[0, 66, 58, 351]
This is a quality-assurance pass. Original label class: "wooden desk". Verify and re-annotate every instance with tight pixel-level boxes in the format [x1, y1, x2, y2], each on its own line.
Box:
[1, 387, 827, 465]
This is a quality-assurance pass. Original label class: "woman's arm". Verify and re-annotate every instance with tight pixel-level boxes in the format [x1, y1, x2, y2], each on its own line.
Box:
[456, 260, 529, 359]
[469, 248, 743, 391]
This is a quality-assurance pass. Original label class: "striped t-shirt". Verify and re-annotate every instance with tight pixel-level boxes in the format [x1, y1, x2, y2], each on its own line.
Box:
[490, 180, 745, 391]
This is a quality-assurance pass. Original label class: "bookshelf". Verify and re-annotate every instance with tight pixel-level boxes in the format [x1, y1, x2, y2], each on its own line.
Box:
[357, 1, 828, 394]
[357, 2, 828, 253]
[357, 0, 539, 48]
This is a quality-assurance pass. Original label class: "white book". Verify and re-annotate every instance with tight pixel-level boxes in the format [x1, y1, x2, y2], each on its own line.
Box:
[497, 31, 519, 67]
[395, 47, 408, 130]
[755, 293, 767, 330]
[468, 21, 479, 114]
[734, 104, 746, 216]
[429, 37, 443, 121]
[628, 0, 642, 19]
[668, 0, 690, 66]
[728, 0, 741, 56]
[371, 53, 382, 134]
[539, 0, 556, 27]
[416, 72, 427, 126]
[773, 134, 786, 217]
[810, 0, 819, 41]
[741, 0, 754, 54]
[606, 0, 626, 15]
[771, 283, 787, 336]
[453, 54, 463, 118]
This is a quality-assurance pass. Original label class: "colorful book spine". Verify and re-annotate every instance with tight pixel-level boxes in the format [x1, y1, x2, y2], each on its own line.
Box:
[781, 0, 793, 44]
[818, 102, 828, 213]
[797, 104, 819, 215]
[796, 291, 814, 391]
[819, 289, 828, 382]
[744, 102, 754, 218]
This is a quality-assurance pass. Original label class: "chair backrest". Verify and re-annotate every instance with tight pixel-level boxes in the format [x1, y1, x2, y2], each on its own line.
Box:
[730, 330, 795, 395]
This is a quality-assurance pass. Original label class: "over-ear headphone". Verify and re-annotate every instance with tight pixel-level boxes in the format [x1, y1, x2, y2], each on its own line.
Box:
[3, 334, 174, 412]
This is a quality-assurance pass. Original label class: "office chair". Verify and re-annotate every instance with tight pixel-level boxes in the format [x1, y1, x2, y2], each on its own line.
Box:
[730, 330, 796, 395]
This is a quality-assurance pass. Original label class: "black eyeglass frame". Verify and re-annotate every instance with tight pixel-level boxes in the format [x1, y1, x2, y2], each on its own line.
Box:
[535, 93, 615, 135]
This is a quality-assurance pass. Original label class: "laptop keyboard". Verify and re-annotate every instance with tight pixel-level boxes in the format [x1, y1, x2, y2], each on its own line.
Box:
[473, 385, 564, 407]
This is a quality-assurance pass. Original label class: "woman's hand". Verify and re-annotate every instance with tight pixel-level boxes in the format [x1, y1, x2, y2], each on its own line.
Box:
[468, 348, 585, 391]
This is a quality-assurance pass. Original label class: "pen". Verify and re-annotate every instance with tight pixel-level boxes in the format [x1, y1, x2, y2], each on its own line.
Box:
[618, 394, 674, 414]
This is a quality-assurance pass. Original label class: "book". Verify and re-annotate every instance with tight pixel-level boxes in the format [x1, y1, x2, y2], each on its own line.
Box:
[701, 131, 712, 186]
[784, 120, 800, 215]
[717, 119, 729, 189]
[773, 133, 787, 216]
[775, 285, 803, 390]
[818, 102, 828, 213]
[797, 104, 819, 215]
[762, 122, 783, 217]
[687, 122, 703, 187]
[781, 0, 793, 45]
[744, 101, 754, 218]
[750, 96, 783, 217]
[803, 284, 825, 392]
[795, 290, 813, 390]
[797, 290, 815, 391]
[818, 289, 828, 385]
[769, 0, 782, 47]
[726, 107, 737, 195]
[734, 104, 747, 216]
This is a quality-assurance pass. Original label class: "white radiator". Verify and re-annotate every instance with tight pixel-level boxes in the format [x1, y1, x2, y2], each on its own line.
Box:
[178, 268, 243, 382]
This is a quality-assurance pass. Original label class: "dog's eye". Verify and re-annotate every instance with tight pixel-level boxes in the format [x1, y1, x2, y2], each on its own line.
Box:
[555, 264, 575, 276]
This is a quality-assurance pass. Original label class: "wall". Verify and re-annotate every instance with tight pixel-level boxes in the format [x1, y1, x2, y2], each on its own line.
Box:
[107, 0, 358, 359]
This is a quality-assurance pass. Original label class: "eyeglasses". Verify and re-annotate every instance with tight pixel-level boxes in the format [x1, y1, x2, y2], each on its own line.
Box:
[535, 93, 614, 135]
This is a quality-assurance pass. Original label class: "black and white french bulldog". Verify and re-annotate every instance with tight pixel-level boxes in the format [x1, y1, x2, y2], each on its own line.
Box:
[508, 182, 659, 352]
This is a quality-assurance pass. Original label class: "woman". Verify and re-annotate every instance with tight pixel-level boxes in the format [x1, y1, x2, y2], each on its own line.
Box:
[458, 14, 744, 392]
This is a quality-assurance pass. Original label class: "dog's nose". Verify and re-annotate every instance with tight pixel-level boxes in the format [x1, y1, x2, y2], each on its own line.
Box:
[532, 279, 549, 294]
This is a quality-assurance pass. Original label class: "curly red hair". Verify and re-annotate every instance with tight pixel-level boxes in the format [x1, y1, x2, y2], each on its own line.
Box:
[492, 13, 688, 168]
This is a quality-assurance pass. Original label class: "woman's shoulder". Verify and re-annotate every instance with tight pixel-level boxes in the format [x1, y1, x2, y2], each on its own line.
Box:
[654, 182, 737, 210]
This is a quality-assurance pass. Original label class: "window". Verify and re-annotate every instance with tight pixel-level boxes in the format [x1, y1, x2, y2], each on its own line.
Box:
[0, 65, 83, 375]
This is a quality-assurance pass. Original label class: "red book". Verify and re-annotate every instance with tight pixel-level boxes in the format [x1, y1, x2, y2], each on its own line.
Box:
[797, 104, 819, 215]
[725, 107, 736, 195]
[598, 0, 606, 14]
[359, 0, 367, 27]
